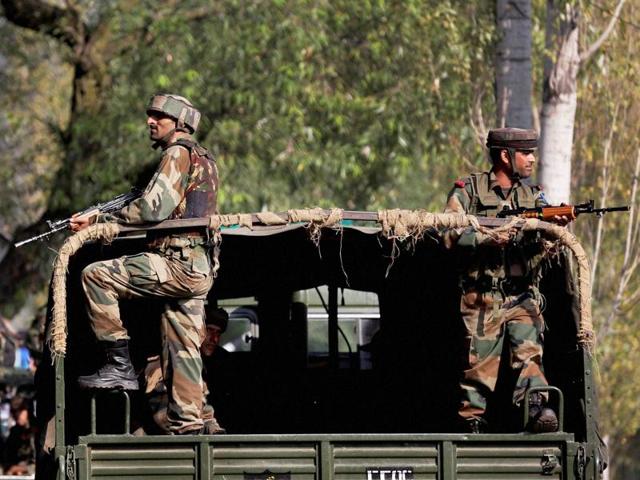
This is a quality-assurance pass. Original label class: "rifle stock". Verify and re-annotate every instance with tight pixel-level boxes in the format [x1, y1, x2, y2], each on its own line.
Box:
[498, 200, 630, 221]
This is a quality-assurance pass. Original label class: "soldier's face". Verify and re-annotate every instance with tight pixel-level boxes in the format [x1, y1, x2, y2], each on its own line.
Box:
[514, 149, 536, 178]
[147, 113, 176, 141]
[201, 324, 223, 356]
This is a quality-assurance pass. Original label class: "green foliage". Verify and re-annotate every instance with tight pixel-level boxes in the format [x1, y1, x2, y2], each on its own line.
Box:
[48, 0, 495, 213]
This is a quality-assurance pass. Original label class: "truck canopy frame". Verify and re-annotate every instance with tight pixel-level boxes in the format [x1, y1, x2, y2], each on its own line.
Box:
[36, 212, 605, 479]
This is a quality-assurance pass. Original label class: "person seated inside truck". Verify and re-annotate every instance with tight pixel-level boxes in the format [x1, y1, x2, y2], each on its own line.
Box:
[443, 127, 570, 434]
[200, 307, 234, 429]
[137, 305, 230, 435]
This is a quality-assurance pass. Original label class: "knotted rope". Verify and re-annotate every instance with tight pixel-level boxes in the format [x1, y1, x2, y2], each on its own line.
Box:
[521, 219, 594, 350]
[48, 210, 594, 356]
[49, 222, 121, 359]
[375, 210, 594, 350]
[288, 208, 344, 246]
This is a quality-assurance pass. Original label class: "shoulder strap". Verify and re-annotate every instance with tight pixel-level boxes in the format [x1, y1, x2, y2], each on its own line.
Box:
[469, 172, 493, 209]
[172, 138, 196, 152]
[173, 138, 216, 163]
[514, 182, 538, 208]
[467, 173, 479, 199]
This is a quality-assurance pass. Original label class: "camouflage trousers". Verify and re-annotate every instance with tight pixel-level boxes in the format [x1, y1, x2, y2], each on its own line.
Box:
[459, 289, 548, 420]
[142, 356, 223, 435]
[81, 246, 213, 433]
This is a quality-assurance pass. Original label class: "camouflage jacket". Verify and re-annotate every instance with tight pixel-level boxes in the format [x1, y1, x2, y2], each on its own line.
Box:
[102, 136, 219, 225]
[99, 136, 218, 272]
[442, 170, 548, 284]
[100, 137, 218, 224]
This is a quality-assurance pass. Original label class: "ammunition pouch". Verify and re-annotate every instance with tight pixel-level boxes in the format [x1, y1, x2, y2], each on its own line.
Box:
[461, 275, 532, 297]
[147, 230, 209, 252]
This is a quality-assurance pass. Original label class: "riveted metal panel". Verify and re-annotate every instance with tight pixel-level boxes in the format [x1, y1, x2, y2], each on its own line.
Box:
[212, 445, 317, 480]
[456, 445, 563, 479]
[89, 445, 196, 479]
[333, 444, 438, 480]
[76, 433, 578, 480]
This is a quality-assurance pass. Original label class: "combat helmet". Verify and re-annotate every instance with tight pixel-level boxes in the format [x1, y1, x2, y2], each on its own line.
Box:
[486, 127, 538, 178]
[146, 93, 201, 133]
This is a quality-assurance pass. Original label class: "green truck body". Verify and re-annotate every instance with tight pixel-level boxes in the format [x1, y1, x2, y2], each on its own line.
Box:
[38, 217, 605, 480]
[67, 432, 588, 479]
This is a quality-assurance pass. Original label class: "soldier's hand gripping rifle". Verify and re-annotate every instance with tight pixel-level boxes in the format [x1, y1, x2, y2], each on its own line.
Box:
[15, 188, 142, 248]
[497, 199, 630, 221]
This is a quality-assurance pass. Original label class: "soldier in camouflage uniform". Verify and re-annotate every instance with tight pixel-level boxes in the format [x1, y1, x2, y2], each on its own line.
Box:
[70, 94, 219, 435]
[444, 128, 564, 434]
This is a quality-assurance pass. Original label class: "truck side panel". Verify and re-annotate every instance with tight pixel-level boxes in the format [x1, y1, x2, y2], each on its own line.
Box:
[74, 435, 577, 480]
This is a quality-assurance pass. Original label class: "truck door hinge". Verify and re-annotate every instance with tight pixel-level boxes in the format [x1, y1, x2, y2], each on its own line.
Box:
[541, 451, 559, 476]
[575, 445, 587, 480]
[65, 447, 76, 480]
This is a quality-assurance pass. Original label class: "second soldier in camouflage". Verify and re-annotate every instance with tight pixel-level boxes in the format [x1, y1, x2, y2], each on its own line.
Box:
[443, 128, 559, 434]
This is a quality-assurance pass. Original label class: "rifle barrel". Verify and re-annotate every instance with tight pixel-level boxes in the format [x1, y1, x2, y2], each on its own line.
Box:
[14, 188, 141, 248]
[14, 224, 67, 248]
[602, 206, 631, 212]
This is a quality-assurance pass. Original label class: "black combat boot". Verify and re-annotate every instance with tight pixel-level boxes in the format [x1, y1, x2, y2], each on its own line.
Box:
[457, 416, 487, 433]
[527, 392, 559, 433]
[468, 417, 488, 434]
[77, 340, 139, 391]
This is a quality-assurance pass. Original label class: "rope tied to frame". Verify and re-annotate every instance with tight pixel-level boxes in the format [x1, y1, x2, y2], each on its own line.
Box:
[47, 210, 594, 357]
[288, 208, 344, 246]
[520, 219, 595, 350]
[207, 214, 253, 275]
[49, 222, 121, 359]
[375, 210, 594, 351]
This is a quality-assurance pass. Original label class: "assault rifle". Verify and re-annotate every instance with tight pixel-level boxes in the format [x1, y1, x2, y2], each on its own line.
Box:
[15, 188, 142, 248]
[497, 199, 630, 220]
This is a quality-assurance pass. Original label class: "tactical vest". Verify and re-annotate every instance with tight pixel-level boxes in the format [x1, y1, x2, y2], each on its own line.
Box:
[170, 139, 219, 220]
[460, 172, 545, 292]
[466, 172, 538, 217]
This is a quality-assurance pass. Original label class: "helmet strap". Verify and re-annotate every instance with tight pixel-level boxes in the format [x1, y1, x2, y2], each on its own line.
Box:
[507, 148, 520, 181]
[152, 127, 177, 150]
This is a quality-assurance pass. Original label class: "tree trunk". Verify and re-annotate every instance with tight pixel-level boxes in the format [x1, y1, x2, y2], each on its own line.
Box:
[538, 0, 626, 204]
[1, 0, 111, 208]
[538, 2, 579, 204]
[495, 0, 533, 128]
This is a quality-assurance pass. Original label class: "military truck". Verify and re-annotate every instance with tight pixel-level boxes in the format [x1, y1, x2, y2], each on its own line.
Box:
[35, 211, 605, 479]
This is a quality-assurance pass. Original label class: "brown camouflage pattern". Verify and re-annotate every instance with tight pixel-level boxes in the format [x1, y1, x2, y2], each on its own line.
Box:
[102, 137, 218, 224]
[142, 355, 223, 434]
[443, 169, 550, 422]
[459, 289, 547, 419]
[82, 136, 218, 433]
[82, 252, 212, 432]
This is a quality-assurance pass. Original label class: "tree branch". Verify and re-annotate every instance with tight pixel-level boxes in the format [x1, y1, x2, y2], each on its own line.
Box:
[590, 102, 618, 296]
[580, 0, 626, 64]
[469, 87, 487, 151]
[598, 148, 640, 340]
[1, 0, 84, 49]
